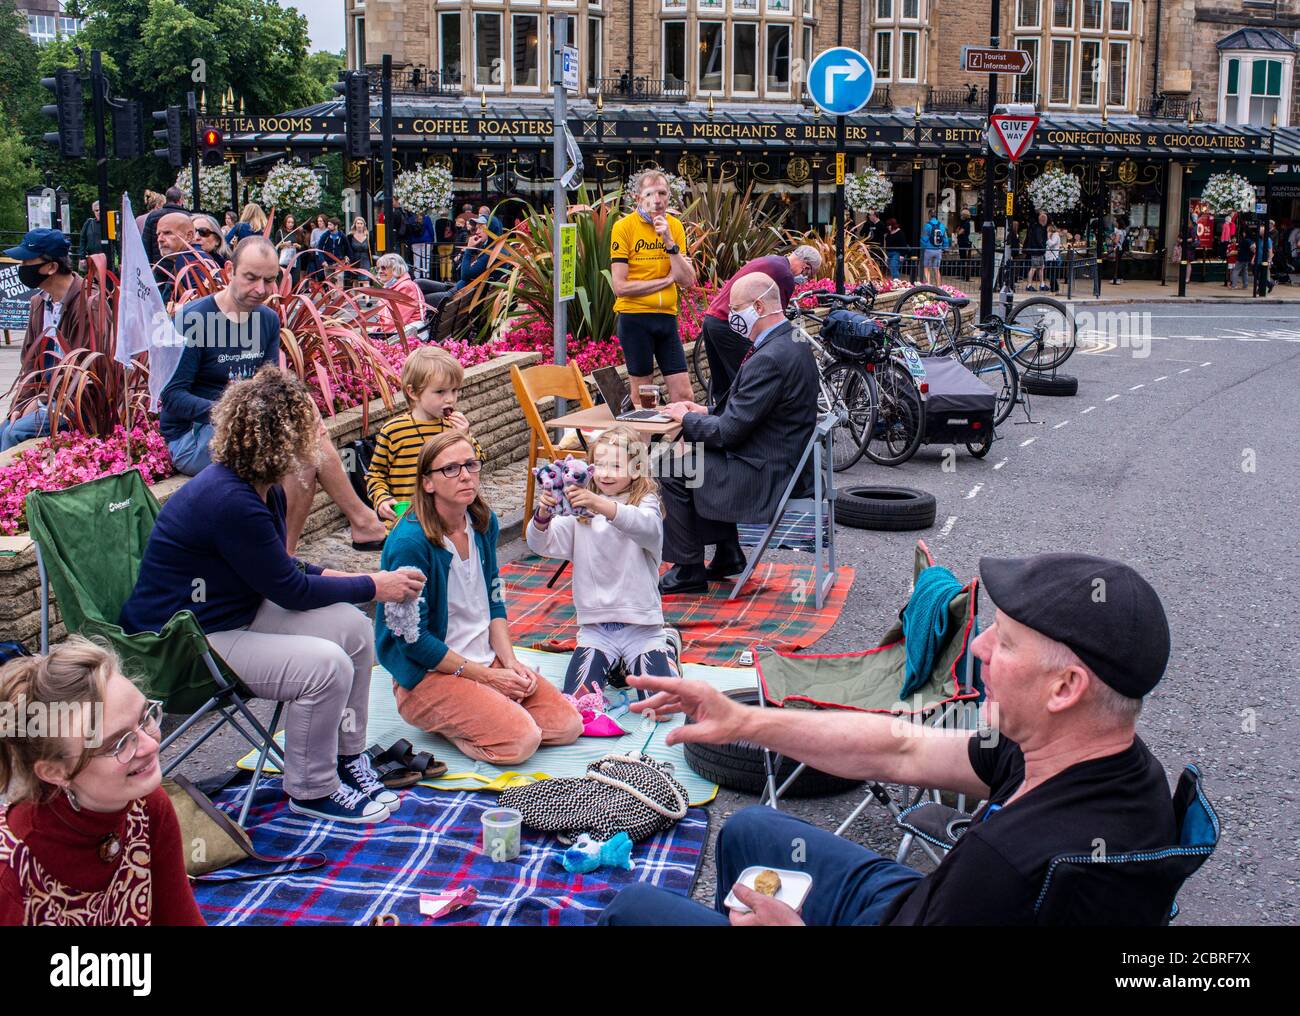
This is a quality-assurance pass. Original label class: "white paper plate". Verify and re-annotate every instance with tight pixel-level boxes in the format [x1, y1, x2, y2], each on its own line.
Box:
[723, 866, 813, 914]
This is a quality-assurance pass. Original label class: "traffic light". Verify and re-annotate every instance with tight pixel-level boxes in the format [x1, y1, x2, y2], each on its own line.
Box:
[332, 70, 371, 158]
[152, 106, 183, 167]
[40, 68, 85, 158]
[112, 100, 147, 159]
[200, 126, 225, 167]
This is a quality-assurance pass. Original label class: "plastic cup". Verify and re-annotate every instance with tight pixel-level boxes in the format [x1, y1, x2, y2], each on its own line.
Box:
[481, 808, 523, 861]
[638, 385, 660, 410]
[392, 500, 411, 518]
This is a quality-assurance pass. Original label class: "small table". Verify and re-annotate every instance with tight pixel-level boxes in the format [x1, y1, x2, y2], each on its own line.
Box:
[546, 405, 683, 444]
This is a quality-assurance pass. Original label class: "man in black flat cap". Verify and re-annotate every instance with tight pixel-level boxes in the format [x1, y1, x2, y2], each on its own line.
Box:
[599, 552, 1183, 926]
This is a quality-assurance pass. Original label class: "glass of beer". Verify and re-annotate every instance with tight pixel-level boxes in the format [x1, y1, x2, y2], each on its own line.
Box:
[638, 384, 661, 410]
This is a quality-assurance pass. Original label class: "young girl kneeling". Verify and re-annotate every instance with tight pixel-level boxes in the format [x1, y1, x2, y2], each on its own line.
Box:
[526, 426, 680, 699]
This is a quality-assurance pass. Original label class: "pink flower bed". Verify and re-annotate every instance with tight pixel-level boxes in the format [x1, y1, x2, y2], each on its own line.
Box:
[794, 277, 969, 314]
[0, 422, 174, 536]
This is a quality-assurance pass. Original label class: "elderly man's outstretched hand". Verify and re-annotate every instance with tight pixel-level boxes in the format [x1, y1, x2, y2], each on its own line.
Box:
[626, 676, 748, 747]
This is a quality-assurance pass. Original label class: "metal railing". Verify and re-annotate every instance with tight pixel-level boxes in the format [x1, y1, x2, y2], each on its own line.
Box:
[925, 85, 987, 113]
[591, 76, 688, 103]
[378, 67, 463, 98]
[1137, 95, 1203, 121]
[800, 85, 892, 110]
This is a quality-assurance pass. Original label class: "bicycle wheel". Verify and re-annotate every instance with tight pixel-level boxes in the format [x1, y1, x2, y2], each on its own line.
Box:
[1006, 296, 1077, 372]
[864, 360, 925, 467]
[822, 361, 878, 472]
[691, 336, 713, 407]
[953, 338, 1020, 427]
[893, 285, 963, 351]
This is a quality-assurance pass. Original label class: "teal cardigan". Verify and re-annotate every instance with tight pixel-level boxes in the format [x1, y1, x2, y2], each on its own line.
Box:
[374, 509, 508, 690]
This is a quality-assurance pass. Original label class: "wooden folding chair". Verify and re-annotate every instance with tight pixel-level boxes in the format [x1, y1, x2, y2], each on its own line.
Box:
[510, 361, 595, 523]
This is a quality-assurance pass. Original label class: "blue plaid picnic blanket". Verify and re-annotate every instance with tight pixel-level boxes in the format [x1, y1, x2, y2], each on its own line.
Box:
[193, 778, 710, 926]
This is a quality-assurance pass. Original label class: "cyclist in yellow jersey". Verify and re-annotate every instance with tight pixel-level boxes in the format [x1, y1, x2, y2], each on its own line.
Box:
[609, 170, 697, 405]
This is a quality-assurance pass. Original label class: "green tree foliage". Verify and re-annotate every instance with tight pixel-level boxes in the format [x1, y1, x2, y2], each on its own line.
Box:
[0, 0, 40, 229]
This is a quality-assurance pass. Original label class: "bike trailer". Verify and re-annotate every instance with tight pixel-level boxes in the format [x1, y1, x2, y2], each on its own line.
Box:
[820, 309, 888, 362]
[920, 356, 996, 445]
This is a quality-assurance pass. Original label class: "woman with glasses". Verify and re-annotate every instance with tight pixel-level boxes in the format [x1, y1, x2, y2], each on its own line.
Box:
[191, 213, 232, 268]
[0, 637, 204, 925]
[373, 253, 426, 338]
[375, 431, 582, 764]
[120, 367, 425, 824]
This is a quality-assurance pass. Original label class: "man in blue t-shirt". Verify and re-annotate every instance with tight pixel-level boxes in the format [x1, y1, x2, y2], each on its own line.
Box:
[160, 235, 389, 554]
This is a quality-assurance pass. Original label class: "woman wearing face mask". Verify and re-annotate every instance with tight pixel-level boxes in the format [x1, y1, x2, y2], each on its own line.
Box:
[0, 229, 100, 451]
[0, 638, 205, 925]
[697, 245, 823, 403]
[374, 253, 426, 338]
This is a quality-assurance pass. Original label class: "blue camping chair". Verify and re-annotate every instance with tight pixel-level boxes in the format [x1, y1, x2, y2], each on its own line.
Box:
[897, 763, 1221, 924]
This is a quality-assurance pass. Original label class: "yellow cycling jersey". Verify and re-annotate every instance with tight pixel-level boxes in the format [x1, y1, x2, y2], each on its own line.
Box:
[609, 211, 688, 315]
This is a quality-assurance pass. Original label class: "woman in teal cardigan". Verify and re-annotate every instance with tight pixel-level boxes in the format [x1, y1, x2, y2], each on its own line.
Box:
[375, 431, 582, 764]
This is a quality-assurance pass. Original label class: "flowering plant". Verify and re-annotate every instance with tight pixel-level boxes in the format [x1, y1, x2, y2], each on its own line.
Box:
[261, 163, 323, 214]
[0, 423, 173, 536]
[844, 168, 894, 214]
[176, 165, 232, 215]
[393, 164, 454, 217]
[1027, 168, 1082, 214]
[1201, 172, 1257, 216]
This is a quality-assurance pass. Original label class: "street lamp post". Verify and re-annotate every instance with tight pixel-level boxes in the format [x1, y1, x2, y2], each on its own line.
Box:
[978, 0, 1001, 321]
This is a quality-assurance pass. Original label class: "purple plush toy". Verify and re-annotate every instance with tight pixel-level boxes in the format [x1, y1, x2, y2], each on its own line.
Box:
[534, 456, 594, 517]
[560, 457, 593, 517]
[533, 461, 567, 514]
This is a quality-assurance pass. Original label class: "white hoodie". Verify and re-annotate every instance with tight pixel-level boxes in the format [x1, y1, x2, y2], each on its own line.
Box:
[526, 492, 664, 626]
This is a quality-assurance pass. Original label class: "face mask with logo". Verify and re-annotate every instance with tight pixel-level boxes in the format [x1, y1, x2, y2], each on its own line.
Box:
[728, 283, 777, 340]
[793, 274, 808, 285]
[637, 207, 656, 225]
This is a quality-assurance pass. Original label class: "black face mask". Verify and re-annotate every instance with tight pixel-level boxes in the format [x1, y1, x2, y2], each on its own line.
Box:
[18, 262, 51, 290]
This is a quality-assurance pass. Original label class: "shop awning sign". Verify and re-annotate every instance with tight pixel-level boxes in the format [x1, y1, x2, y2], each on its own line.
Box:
[989, 114, 1039, 162]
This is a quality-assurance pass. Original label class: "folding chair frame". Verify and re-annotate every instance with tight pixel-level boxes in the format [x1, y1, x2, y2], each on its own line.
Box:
[36, 544, 287, 828]
[510, 361, 595, 524]
[755, 570, 983, 866]
[731, 412, 839, 610]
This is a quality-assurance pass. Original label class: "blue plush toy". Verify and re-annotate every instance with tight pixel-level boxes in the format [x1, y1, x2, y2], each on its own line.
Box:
[560, 831, 634, 874]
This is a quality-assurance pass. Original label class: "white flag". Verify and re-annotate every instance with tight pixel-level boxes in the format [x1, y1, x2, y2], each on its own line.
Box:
[114, 194, 186, 412]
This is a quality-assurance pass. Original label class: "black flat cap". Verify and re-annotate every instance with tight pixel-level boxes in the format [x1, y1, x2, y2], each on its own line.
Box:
[979, 553, 1170, 699]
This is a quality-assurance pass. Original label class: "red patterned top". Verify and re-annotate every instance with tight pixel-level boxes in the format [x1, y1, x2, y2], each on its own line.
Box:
[0, 785, 204, 926]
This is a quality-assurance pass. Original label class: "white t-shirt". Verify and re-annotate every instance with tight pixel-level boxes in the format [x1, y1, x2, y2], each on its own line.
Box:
[442, 516, 496, 667]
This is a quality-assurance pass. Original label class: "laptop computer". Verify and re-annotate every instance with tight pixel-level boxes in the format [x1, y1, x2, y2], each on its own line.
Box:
[591, 366, 669, 423]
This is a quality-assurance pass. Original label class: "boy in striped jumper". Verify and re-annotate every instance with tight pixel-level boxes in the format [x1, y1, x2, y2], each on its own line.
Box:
[367, 347, 485, 526]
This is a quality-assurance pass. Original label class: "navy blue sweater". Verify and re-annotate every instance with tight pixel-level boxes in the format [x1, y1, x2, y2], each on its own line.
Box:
[119, 464, 375, 635]
[159, 295, 281, 441]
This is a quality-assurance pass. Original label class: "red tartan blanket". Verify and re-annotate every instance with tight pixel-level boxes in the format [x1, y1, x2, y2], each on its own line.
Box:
[501, 555, 854, 667]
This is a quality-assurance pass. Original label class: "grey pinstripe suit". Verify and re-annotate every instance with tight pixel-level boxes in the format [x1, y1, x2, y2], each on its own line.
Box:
[661, 320, 819, 564]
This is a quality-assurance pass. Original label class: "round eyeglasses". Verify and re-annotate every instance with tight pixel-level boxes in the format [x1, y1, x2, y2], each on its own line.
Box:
[89, 699, 165, 766]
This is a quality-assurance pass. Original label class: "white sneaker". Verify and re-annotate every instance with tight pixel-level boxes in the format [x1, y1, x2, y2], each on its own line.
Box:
[340, 754, 401, 813]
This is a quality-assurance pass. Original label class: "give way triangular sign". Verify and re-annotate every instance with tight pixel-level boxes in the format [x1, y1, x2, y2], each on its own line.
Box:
[990, 114, 1039, 162]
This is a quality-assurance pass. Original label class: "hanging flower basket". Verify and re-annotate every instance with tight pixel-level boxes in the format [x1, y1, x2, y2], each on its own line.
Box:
[393, 163, 454, 217]
[1027, 168, 1082, 215]
[176, 165, 232, 215]
[844, 167, 894, 215]
[624, 169, 690, 213]
[1201, 172, 1256, 216]
[261, 163, 323, 214]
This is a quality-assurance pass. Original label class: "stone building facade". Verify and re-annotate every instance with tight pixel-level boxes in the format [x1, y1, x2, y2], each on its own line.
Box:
[343, 0, 1298, 128]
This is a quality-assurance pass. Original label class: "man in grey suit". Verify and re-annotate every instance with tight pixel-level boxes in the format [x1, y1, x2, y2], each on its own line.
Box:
[657, 273, 819, 595]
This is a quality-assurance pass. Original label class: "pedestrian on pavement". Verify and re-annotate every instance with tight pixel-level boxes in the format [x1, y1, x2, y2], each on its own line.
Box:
[154, 212, 214, 306]
[1110, 216, 1129, 285]
[276, 213, 304, 284]
[136, 190, 161, 233]
[699, 245, 822, 401]
[608, 168, 697, 405]
[317, 216, 348, 282]
[919, 209, 949, 286]
[955, 208, 973, 281]
[0, 229, 99, 451]
[141, 187, 188, 265]
[77, 200, 103, 269]
[191, 213, 232, 269]
[225, 202, 268, 249]
[346, 215, 373, 286]
[1025, 211, 1049, 291]
[1044, 223, 1062, 293]
[884, 218, 908, 280]
[477, 204, 504, 237]
[1249, 223, 1273, 295]
[601, 552, 1181, 926]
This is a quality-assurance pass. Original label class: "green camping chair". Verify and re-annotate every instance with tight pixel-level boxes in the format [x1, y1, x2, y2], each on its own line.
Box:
[751, 539, 984, 864]
[26, 469, 284, 825]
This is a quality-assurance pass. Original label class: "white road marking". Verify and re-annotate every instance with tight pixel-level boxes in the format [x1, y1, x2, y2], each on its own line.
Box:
[1200, 361, 1213, 367]
[1179, 367, 1192, 373]
[1236, 336, 1270, 341]
[1129, 383, 1145, 390]
[938, 516, 958, 537]
[1173, 335, 1216, 341]
[1081, 406, 1096, 414]
[1105, 394, 1121, 402]
[993, 458, 1008, 470]
[1020, 437, 1036, 447]
[1165, 357, 1202, 364]
[1053, 420, 1069, 429]
[1153, 375, 1168, 381]
[965, 484, 983, 499]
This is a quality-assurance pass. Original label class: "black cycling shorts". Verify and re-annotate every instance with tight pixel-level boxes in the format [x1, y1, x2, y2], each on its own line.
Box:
[616, 312, 689, 378]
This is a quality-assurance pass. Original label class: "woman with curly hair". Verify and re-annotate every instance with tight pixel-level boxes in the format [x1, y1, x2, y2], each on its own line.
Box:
[0, 638, 204, 925]
[119, 367, 425, 824]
